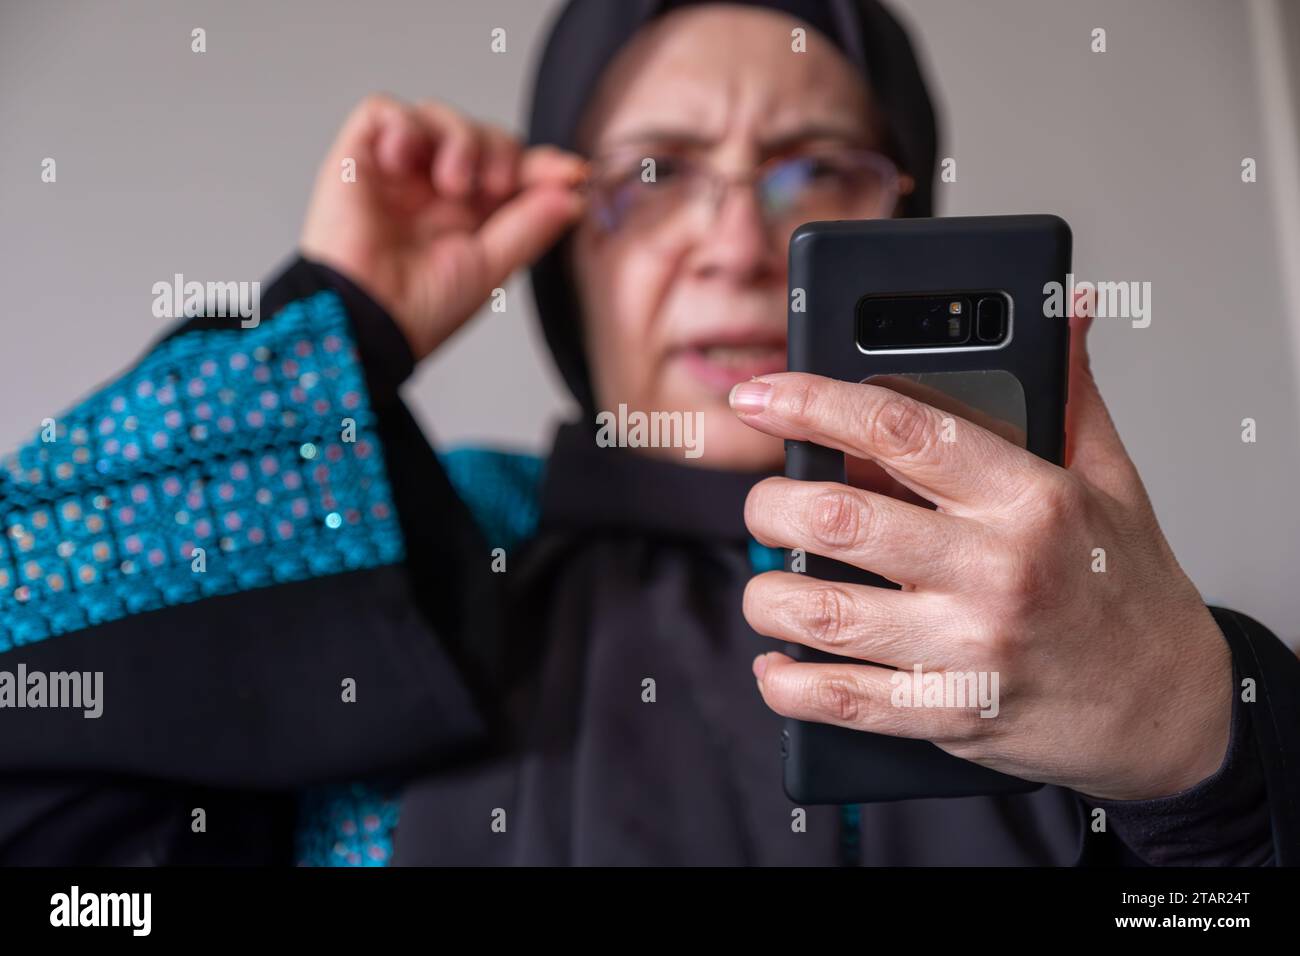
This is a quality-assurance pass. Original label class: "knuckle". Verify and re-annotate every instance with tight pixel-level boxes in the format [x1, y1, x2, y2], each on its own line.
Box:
[998, 545, 1063, 619]
[869, 396, 934, 460]
[937, 706, 996, 748]
[809, 676, 864, 724]
[993, 479, 1088, 614]
[809, 489, 868, 549]
[981, 617, 1021, 658]
[955, 605, 1007, 657]
[1003, 548, 1047, 602]
[803, 585, 852, 647]
[1026, 474, 1084, 528]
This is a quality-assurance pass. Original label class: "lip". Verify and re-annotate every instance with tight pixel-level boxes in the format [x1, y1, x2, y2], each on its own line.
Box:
[671, 331, 787, 393]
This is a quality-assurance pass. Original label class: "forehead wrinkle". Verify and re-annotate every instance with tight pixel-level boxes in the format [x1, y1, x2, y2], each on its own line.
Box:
[577, 6, 871, 154]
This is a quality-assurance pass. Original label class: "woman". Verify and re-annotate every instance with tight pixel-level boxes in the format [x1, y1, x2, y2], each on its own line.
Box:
[1, 0, 1296, 865]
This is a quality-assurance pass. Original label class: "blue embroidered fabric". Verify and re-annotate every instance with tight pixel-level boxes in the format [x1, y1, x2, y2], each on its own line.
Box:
[294, 782, 404, 867]
[439, 447, 546, 551]
[0, 290, 402, 652]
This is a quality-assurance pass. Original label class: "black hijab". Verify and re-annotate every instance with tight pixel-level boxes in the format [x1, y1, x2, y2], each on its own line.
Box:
[525, 0, 940, 413]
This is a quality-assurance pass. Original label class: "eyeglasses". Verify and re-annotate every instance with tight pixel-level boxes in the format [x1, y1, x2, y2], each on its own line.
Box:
[579, 146, 913, 242]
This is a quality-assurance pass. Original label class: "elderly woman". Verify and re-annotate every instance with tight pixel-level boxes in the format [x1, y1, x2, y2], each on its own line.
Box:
[1, 0, 1295, 866]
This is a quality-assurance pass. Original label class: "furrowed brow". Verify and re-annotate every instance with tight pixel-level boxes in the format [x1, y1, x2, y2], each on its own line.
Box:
[599, 121, 870, 156]
[598, 127, 715, 152]
[759, 123, 871, 153]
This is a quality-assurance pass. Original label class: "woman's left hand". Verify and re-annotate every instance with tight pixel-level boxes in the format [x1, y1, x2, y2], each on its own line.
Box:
[731, 312, 1232, 801]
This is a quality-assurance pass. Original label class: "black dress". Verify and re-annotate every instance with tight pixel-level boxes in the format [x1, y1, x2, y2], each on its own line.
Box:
[1, 257, 1295, 866]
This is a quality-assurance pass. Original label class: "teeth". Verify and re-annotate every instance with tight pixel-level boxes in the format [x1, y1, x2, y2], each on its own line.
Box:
[700, 345, 780, 367]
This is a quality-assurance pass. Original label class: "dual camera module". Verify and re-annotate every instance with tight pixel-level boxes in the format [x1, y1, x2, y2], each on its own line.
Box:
[856, 292, 1009, 350]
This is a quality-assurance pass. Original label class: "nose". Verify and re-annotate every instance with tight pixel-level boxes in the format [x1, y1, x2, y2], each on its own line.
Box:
[685, 181, 783, 284]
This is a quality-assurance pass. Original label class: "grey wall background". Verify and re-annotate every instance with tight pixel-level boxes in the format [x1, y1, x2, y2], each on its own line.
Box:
[1, 0, 1297, 646]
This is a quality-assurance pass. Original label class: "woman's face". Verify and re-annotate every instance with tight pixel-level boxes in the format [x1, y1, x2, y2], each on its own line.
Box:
[569, 4, 882, 471]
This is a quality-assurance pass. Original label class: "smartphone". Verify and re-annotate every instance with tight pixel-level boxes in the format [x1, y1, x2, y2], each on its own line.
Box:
[782, 214, 1072, 804]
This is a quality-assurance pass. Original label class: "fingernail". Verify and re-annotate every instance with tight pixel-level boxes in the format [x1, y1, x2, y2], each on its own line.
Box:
[752, 653, 769, 681]
[730, 380, 772, 413]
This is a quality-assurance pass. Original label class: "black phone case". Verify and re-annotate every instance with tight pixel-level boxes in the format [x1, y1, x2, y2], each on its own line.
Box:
[782, 214, 1072, 804]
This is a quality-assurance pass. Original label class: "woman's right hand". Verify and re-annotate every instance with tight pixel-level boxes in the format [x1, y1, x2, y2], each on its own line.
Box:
[300, 94, 588, 361]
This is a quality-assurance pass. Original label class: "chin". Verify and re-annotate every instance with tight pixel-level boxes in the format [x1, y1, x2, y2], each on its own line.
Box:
[691, 405, 783, 472]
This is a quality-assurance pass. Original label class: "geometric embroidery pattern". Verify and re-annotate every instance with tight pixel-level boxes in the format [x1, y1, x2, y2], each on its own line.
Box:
[0, 291, 403, 650]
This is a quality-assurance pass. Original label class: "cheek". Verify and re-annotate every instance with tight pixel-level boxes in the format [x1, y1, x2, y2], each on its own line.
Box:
[576, 235, 679, 406]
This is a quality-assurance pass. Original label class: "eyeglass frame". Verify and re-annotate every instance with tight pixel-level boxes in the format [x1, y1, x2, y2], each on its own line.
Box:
[574, 143, 916, 237]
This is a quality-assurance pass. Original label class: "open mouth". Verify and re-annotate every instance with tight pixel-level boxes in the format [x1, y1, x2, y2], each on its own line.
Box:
[675, 339, 787, 393]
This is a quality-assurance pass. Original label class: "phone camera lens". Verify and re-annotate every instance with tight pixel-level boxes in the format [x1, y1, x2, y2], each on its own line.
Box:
[976, 297, 1007, 343]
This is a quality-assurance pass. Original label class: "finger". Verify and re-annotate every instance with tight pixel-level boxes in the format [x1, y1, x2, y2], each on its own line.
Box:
[743, 571, 964, 667]
[372, 110, 436, 180]
[477, 123, 522, 201]
[1064, 302, 1143, 505]
[753, 652, 979, 742]
[846, 375, 1023, 508]
[745, 477, 990, 590]
[868, 374, 1027, 448]
[339, 92, 407, 147]
[338, 94, 432, 180]
[519, 145, 590, 189]
[1063, 305, 1091, 471]
[409, 100, 481, 198]
[852, 374, 1024, 512]
[731, 373, 1062, 517]
[844, 454, 931, 506]
[475, 183, 586, 288]
[435, 121, 481, 199]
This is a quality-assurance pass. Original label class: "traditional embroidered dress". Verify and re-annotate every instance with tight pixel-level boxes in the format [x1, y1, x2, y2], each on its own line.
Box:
[1, 258, 1293, 866]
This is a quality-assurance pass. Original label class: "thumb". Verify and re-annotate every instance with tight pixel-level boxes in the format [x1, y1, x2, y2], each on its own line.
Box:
[1064, 301, 1142, 504]
[476, 183, 586, 289]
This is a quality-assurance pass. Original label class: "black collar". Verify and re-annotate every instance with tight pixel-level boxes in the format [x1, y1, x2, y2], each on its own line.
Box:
[537, 421, 777, 543]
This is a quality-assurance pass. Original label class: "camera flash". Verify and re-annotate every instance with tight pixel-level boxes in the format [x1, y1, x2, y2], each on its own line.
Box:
[949, 301, 963, 314]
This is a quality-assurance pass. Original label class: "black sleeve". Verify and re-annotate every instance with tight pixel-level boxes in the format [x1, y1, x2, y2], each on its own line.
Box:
[0, 255, 503, 863]
[1080, 606, 1300, 866]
